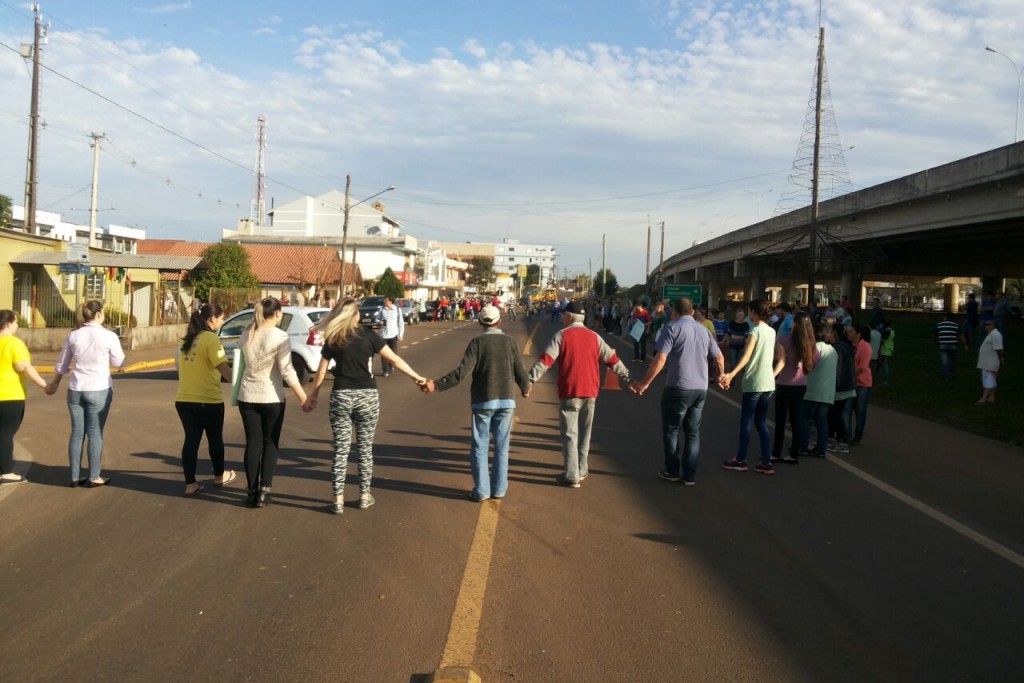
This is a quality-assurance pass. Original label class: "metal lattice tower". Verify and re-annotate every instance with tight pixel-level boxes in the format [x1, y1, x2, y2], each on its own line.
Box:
[250, 115, 266, 225]
[776, 44, 851, 214]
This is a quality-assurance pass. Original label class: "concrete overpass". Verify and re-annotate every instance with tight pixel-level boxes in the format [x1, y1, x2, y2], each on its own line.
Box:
[658, 141, 1024, 310]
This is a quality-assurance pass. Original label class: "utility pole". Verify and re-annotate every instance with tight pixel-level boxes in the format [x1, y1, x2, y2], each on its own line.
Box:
[23, 4, 47, 235]
[588, 257, 592, 295]
[659, 221, 665, 295]
[601, 234, 607, 297]
[88, 133, 105, 248]
[807, 26, 825, 308]
[646, 216, 651, 295]
[339, 175, 351, 299]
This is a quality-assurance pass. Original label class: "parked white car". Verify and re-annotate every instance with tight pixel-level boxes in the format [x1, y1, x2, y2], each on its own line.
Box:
[218, 306, 331, 382]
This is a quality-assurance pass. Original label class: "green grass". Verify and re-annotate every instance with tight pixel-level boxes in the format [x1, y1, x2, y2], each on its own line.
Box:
[868, 311, 1022, 446]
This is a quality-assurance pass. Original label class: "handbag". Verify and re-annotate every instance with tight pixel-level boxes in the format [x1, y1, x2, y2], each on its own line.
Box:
[230, 348, 245, 407]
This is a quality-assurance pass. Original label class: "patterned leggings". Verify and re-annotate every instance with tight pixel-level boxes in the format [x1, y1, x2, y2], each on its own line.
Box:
[328, 389, 380, 497]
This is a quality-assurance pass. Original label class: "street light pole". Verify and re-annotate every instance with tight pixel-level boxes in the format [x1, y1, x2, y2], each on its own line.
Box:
[986, 46, 1023, 143]
[338, 177, 394, 298]
[742, 189, 773, 222]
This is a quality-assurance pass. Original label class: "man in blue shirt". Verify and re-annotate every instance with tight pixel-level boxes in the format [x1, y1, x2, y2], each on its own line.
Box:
[634, 298, 724, 486]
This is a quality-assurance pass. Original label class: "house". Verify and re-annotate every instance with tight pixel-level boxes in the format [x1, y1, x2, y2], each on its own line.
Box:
[1, 227, 206, 334]
[137, 240, 360, 305]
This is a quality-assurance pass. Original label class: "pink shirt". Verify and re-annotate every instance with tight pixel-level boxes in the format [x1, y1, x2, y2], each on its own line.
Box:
[54, 323, 126, 391]
[854, 340, 873, 388]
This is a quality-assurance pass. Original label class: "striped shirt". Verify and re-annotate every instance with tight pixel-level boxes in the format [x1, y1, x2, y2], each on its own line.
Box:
[935, 320, 961, 347]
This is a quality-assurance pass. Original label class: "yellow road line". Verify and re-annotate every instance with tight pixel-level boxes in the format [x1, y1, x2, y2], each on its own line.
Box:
[439, 500, 501, 669]
[522, 321, 542, 356]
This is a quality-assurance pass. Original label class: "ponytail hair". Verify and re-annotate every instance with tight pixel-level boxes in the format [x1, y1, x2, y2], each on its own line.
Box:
[791, 311, 816, 373]
[78, 300, 104, 327]
[244, 297, 282, 351]
[181, 303, 224, 352]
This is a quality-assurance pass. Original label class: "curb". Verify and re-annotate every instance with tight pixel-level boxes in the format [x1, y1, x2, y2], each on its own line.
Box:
[427, 667, 482, 683]
[32, 358, 176, 375]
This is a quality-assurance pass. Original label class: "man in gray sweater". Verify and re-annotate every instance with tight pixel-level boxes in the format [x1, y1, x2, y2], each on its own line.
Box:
[423, 305, 531, 501]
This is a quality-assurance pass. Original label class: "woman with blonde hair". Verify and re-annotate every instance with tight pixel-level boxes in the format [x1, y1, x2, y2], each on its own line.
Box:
[237, 297, 308, 508]
[0, 310, 49, 484]
[304, 298, 426, 514]
[47, 300, 126, 487]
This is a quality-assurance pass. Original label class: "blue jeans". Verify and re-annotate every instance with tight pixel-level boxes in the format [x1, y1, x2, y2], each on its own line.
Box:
[470, 408, 514, 499]
[938, 345, 957, 379]
[738, 391, 773, 465]
[829, 397, 853, 444]
[799, 400, 830, 452]
[67, 388, 113, 482]
[660, 388, 706, 481]
[853, 387, 871, 442]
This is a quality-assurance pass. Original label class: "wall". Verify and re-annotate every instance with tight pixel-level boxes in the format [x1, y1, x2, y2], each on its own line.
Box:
[18, 323, 187, 352]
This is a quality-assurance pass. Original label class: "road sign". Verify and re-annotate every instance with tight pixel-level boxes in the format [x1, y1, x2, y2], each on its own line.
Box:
[58, 262, 91, 275]
[67, 242, 89, 263]
[662, 283, 702, 303]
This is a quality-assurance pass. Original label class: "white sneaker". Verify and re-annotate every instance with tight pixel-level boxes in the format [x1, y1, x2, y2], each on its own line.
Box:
[359, 493, 375, 509]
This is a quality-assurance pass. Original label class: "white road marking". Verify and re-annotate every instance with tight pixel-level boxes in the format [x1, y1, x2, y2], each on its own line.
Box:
[709, 389, 1024, 571]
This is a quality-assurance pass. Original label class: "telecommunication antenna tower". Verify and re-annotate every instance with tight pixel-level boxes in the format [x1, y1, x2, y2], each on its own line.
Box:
[250, 115, 267, 226]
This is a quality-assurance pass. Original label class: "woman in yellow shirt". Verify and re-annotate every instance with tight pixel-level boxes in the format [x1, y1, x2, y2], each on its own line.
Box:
[0, 310, 49, 484]
[175, 304, 234, 496]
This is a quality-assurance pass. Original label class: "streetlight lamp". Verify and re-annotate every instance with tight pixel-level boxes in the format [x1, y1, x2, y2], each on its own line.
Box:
[339, 176, 395, 297]
[742, 189, 773, 222]
[985, 46, 1023, 143]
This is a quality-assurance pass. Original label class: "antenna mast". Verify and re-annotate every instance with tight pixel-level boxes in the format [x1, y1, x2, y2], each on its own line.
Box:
[250, 115, 267, 225]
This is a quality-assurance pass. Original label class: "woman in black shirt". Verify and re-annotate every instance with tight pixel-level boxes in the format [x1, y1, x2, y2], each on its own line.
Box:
[305, 299, 426, 514]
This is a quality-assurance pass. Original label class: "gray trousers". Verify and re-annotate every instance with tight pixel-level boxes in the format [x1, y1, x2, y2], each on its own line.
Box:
[559, 397, 596, 483]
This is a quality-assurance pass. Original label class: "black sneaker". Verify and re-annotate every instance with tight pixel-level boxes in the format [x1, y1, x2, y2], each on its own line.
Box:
[722, 458, 748, 472]
[659, 470, 682, 482]
[554, 474, 580, 488]
[779, 454, 800, 464]
[754, 463, 775, 475]
[682, 480, 696, 487]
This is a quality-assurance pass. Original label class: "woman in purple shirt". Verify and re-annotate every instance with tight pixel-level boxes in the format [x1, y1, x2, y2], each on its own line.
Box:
[47, 301, 126, 487]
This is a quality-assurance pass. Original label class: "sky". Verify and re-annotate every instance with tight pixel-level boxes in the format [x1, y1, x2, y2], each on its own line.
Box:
[1, 0, 1021, 286]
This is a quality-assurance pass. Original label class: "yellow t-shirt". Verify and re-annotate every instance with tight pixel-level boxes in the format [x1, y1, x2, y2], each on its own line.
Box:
[175, 330, 227, 403]
[0, 335, 31, 401]
[702, 319, 715, 338]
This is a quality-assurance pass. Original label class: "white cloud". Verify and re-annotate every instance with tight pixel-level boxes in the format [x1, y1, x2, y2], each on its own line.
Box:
[137, 2, 192, 15]
[1, 1, 1022, 284]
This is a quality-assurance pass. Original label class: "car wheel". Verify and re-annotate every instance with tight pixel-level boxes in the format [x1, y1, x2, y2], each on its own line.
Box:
[292, 353, 309, 383]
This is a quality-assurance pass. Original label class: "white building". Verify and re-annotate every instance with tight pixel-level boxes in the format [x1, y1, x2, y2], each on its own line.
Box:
[9, 205, 145, 253]
[440, 238, 557, 285]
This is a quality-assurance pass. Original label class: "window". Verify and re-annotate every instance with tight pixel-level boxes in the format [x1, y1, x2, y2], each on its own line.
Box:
[85, 273, 105, 299]
[508, 247, 515, 252]
[61, 273, 76, 292]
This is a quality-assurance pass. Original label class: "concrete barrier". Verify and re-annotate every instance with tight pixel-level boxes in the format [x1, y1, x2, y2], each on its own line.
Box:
[18, 324, 187, 352]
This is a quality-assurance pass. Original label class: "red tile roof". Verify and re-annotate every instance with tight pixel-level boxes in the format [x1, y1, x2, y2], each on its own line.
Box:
[137, 241, 360, 285]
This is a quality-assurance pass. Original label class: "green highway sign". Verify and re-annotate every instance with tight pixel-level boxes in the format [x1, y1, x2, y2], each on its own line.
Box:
[662, 284, 702, 303]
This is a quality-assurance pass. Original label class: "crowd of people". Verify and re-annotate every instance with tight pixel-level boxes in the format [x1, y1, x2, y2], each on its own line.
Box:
[0, 287, 1008, 508]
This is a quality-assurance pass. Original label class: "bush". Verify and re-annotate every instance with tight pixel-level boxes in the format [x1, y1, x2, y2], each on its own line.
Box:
[104, 307, 138, 328]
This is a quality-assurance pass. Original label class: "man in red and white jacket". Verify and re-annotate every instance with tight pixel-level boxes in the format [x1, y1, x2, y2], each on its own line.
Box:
[528, 302, 633, 488]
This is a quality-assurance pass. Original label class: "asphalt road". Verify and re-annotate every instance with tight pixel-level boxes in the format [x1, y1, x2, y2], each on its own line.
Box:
[2, 316, 1022, 682]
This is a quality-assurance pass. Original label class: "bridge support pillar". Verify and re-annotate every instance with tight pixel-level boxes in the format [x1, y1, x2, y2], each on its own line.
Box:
[944, 283, 960, 313]
[705, 281, 718, 310]
[748, 277, 765, 302]
[981, 276, 1004, 295]
[841, 273, 864, 311]
[780, 282, 799, 305]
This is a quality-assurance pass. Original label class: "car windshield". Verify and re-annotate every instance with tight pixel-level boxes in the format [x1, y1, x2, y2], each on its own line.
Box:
[306, 311, 328, 323]
[361, 297, 385, 307]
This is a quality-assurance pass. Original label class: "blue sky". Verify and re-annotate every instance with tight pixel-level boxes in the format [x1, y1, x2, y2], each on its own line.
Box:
[1, 0, 1022, 285]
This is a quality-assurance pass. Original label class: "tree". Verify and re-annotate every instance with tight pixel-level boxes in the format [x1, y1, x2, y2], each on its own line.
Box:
[375, 267, 406, 299]
[593, 268, 619, 296]
[525, 264, 541, 287]
[465, 256, 495, 291]
[0, 194, 11, 229]
[185, 242, 260, 302]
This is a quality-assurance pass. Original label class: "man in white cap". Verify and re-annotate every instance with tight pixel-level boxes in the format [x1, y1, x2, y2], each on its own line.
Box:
[528, 301, 632, 488]
[422, 305, 531, 501]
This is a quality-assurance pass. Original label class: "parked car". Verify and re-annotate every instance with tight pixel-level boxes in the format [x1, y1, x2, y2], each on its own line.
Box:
[423, 300, 438, 321]
[218, 306, 331, 383]
[358, 296, 387, 327]
[396, 298, 420, 324]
